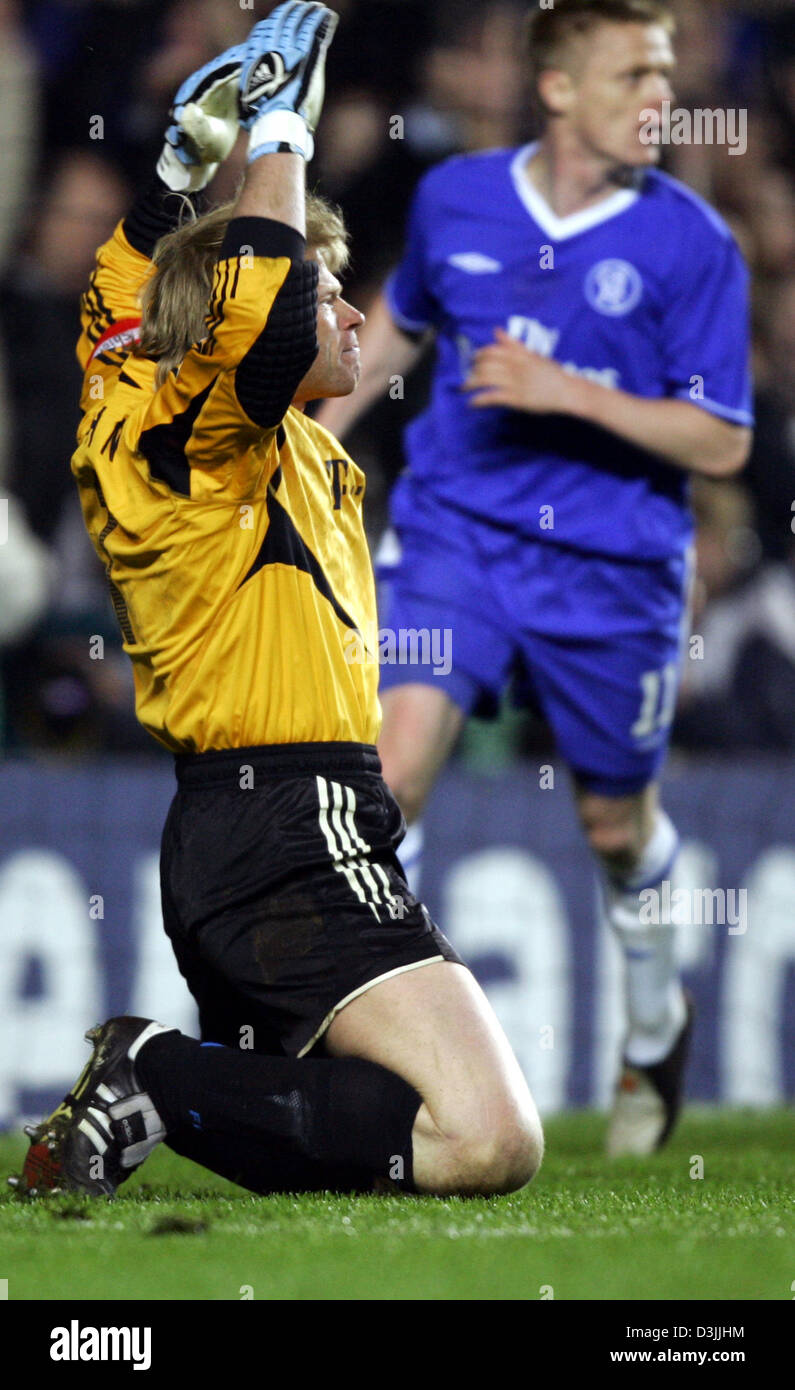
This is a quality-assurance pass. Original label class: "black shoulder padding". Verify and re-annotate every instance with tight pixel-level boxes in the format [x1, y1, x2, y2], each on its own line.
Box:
[123, 176, 205, 259]
[220, 216, 306, 265]
[235, 260, 319, 429]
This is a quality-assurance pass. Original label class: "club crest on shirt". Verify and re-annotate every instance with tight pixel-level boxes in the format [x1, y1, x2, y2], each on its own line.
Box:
[584, 259, 643, 317]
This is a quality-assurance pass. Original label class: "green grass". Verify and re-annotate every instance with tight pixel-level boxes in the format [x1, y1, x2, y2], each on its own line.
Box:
[0, 1110, 791, 1301]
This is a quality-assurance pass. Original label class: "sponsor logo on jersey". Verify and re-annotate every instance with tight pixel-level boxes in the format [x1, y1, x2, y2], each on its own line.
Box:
[447, 253, 503, 274]
[584, 259, 643, 317]
[508, 315, 560, 356]
[505, 316, 620, 388]
[89, 319, 141, 362]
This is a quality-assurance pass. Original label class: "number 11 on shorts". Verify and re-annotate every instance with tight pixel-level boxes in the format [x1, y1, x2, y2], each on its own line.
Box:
[631, 662, 679, 740]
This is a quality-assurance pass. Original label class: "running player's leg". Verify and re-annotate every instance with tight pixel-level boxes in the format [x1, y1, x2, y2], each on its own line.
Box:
[573, 780, 659, 881]
[379, 683, 465, 825]
[378, 683, 464, 894]
[529, 650, 687, 1057]
[573, 777, 687, 1066]
[572, 776, 691, 1155]
[512, 545, 692, 1151]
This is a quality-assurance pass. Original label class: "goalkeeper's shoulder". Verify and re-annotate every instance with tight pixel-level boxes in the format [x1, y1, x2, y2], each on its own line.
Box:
[101, 216, 154, 279]
[75, 219, 149, 377]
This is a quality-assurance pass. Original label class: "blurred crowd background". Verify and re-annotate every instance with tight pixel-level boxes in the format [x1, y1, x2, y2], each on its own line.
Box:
[0, 0, 793, 762]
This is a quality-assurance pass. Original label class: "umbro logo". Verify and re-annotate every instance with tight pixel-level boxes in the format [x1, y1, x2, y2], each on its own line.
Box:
[447, 253, 503, 274]
[246, 52, 288, 103]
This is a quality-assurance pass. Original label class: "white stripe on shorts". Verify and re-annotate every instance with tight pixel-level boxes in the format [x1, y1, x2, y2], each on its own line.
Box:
[316, 776, 381, 919]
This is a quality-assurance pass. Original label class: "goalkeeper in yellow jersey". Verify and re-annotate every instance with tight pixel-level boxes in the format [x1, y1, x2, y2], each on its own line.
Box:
[11, 4, 542, 1200]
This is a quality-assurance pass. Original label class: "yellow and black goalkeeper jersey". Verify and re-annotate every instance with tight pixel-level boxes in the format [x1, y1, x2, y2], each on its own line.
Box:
[72, 180, 380, 753]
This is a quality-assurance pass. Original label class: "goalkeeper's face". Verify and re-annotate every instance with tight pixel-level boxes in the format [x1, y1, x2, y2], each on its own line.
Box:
[294, 252, 364, 405]
[550, 22, 676, 170]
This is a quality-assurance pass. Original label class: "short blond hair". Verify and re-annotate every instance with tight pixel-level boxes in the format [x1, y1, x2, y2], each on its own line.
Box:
[137, 193, 349, 384]
[527, 0, 675, 102]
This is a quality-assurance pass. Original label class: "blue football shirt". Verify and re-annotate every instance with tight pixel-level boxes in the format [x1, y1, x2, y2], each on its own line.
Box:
[386, 143, 753, 561]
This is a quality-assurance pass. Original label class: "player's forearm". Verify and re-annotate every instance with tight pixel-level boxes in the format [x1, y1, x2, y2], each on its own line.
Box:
[234, 152, 306, 238]
[560, 377, 751, 477]
[316, 293, 426, 440]
[219, 158, 317, 429]
[466, 334, 752, 476]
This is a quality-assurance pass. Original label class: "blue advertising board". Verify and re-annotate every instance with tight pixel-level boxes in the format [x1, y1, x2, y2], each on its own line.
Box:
[0, 756, 793, 1128]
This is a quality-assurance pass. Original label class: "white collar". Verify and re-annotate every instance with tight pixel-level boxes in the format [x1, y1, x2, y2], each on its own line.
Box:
[510, 142, 640, 241]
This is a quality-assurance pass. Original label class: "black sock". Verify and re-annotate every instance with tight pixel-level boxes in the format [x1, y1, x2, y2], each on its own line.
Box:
[136, 1032, 421, 1191]
[165, 1126, 373, 1195]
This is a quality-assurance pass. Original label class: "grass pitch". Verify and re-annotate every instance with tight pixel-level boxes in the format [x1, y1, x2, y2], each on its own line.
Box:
[0, 1110, 791, 1301]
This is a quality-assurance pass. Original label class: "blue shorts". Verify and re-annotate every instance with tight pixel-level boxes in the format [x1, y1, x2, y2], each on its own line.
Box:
[377, 508, 691, 797]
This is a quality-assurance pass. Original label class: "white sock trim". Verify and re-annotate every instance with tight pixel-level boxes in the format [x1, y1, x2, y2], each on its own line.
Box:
[609, 810, 680, 894]
[624, 986, 687, 1067]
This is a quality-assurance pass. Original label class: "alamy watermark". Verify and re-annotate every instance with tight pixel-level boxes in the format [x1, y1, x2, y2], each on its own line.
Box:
[639, 881, 747, 935]
[343, 625, 452, 677]
[639, 101, 747, 156]
[50, 1322, 151, 1370]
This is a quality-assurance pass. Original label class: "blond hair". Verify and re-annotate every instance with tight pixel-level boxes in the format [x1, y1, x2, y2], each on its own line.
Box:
[527, 0, 675, 96]
[137, 193, 350, 384]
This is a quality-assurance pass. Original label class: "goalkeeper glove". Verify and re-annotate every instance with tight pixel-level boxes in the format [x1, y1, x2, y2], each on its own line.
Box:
[239, 2, 338, 164]
[157, 45, 246, 193]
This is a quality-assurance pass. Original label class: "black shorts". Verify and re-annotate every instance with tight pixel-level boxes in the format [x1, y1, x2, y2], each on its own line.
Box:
[160, 742, 463, 1057]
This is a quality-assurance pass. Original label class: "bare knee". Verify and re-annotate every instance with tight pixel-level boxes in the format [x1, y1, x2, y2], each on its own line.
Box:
[464, 1113, 544, 1195]
[421, 1106, 544, 1197]
[449, 1110, 544, 1196]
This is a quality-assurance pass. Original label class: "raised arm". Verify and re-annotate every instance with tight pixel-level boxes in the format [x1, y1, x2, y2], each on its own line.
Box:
[77, 43, 246, 398]
[128, 4, 338, 480]
[131, 156, 317, 475]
